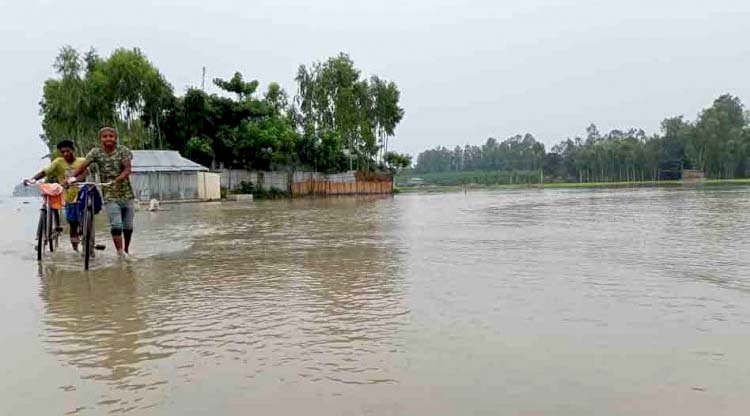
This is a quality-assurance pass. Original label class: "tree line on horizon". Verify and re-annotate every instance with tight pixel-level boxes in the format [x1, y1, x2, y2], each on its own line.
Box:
[39, 46, 410, 173]
[415, 94, 750, 182]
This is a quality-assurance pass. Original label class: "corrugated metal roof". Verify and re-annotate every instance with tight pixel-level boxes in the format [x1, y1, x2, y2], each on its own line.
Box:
[132, 150, 208, 172]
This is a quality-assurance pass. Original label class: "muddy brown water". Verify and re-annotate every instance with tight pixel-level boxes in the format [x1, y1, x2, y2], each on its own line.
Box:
[2, 188, 750, 415]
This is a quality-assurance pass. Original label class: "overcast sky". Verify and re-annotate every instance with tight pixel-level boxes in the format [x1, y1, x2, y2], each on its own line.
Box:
[1, 0, 749, 193]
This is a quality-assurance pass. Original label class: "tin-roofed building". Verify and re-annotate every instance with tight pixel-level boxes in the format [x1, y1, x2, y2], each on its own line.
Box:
[131, 150, 220, 202]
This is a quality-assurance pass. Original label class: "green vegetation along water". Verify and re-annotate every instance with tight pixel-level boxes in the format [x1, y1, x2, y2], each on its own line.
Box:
[414, 94, 750, 184]
[397, 170, 750, 191]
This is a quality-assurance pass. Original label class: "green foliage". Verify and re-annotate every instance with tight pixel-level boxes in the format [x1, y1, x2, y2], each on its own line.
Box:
[40, 46, 173, 153]
[267, 187, 287, 199]
[398, 170, 543, 186]
[294, 53, 404, 172]
[213, 72, 259, 100]
[237, 181, 255, 194]
[264, 82, 288, 113]
[689, 94, 747, 178]
[416, 134, 545, 173]
[226, 181, 287, 199]
[415, 94, 750, 181]
[40, 47, 403, 174]
[184, 137, 214, 167]
[384, 151, 412, 173]
[162, 72, 297, 170]
[251, 186, 288, 199]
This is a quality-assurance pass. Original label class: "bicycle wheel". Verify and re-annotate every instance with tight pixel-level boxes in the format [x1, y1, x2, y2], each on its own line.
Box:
[53, 209, 60, 251]
[36, 208, 45, 261]
[83, 205, 93, 270]
[47, 205, 58, 253]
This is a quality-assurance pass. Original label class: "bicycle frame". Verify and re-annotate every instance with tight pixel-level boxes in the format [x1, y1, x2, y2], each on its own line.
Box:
[28, 181, 61, 260]
[73, 182, 110, 270]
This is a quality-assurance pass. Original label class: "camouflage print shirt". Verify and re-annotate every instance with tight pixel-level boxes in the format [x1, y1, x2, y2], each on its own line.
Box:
[85, 145, 135, 202]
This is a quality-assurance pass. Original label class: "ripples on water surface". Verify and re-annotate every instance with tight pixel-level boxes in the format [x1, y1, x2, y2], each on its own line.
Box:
[2, 188, 750, 415]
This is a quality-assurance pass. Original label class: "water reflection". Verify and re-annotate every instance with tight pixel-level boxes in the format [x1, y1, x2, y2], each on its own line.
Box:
[40, 265, 164, 381]
[36, 197, 408, 412]
[18, 188, 750, 415]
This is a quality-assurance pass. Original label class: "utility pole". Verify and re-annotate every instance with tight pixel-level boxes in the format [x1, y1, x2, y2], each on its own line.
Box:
[201, 66, 206, 91]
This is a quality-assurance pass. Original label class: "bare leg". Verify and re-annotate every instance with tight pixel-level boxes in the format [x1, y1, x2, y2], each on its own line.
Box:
[107, 201, 126, 255]
[112, 234, 124, 253]
[124, 229, 133, 254]
[121, 201, 135, 255]
[69, 220, 80, 251]
[53, 209, 62, 231]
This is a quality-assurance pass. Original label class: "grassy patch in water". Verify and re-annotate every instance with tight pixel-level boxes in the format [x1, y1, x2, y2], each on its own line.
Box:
[396, 178, 750, 194]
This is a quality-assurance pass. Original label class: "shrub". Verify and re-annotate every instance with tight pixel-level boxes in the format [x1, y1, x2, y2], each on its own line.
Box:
[237, 181, 255, 194]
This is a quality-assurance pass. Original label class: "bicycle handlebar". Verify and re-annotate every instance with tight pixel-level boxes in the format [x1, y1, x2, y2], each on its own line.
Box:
[23, 179, 112, 187]
[23, 179, 46, 186]
[72, 181, 113, 187]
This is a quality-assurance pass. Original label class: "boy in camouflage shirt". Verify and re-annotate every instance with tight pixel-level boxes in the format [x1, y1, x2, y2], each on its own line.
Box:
[69, 127, 135, 257]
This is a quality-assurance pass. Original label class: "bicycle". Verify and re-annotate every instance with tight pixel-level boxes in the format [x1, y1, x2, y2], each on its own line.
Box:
[25, 180, 63, 261]
[73, 181, 111, 270]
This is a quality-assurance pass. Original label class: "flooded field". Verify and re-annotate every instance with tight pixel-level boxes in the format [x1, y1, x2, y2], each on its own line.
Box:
[2, 188, 750, 415]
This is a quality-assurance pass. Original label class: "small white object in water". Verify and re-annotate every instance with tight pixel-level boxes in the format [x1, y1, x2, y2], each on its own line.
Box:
[148, 199, 161, 211]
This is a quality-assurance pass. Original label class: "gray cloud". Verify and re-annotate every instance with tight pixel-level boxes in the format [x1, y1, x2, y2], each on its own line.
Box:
[1, 0, 749, 192]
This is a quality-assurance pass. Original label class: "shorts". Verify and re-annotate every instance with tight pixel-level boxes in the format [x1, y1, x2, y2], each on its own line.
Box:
[106, 200, 135, 231]
[65, 202, 80, 224]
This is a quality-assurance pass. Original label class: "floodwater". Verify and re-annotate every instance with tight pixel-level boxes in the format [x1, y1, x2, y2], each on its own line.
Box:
[2, 187, 750, 415]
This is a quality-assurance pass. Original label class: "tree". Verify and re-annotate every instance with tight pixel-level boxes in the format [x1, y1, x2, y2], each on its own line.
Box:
[40, 46, 404, 174]
[184, 137, 214, 167]
[370, 76, 405, 160]
[413, 94, 750, 183]
[264, 82, 288, 114]
[416, 134, 544, 175]
[40, 46, 173, 153]
[213, 72, 259, 100]
[690, 94, 747, 178]
[294, 53, 404, 172]
[660, 116, 691, 170]
[384, 152, 412, 174]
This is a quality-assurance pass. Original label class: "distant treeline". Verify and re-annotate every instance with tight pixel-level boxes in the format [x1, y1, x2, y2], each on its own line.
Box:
[40, 47, 411, 174]
[415, 94, 750, 181]
[12, 182, 39, 197]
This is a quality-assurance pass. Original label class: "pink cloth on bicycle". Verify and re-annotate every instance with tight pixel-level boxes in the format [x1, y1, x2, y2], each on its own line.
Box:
[39, 183, 65, 209]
